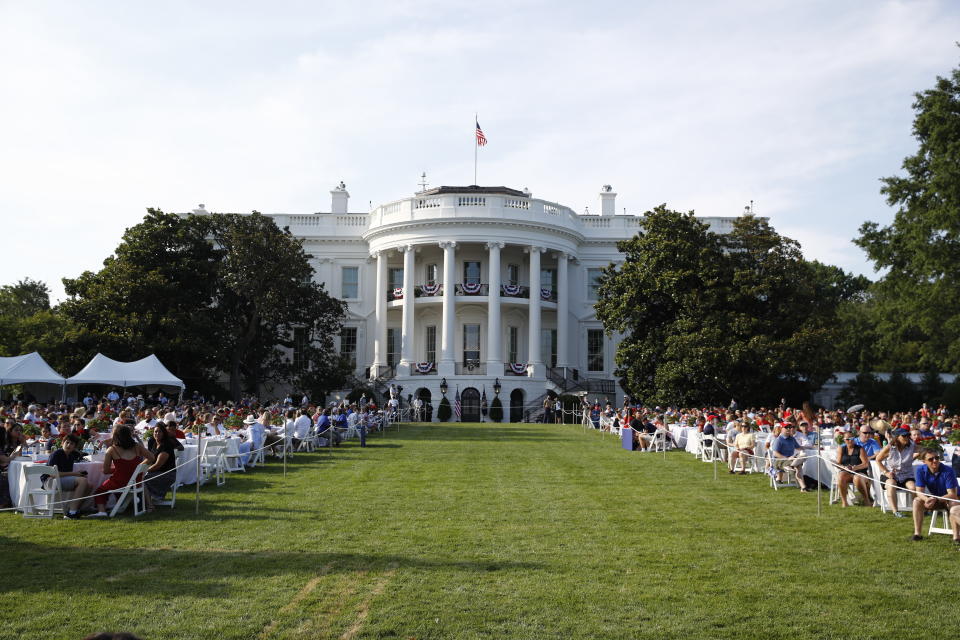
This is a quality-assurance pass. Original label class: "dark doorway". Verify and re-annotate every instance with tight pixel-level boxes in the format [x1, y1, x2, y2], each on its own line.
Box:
[509, 389, 525, 423]
[415, 388, 432, 422]
[461, 387, 481, 422]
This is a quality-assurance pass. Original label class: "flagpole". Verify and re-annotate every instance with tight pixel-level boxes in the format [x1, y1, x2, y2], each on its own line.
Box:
[474, 113, 478, 185]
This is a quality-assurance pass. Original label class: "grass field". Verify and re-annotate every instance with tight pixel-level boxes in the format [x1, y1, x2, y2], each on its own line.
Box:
[2, 422, 959, 640]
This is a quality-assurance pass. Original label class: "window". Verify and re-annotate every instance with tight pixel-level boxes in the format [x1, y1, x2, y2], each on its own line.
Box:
[541, 268, 556, 294]
[587, 329, 604, 371]
[463, 324, 480, 363]
[587, 268, 603, 301]
[387, 328, 399, 368]
[340, 327, 357, 368]
[389, 267, 404, 290]
[464, 261, 481, 285]
[341, 266, 359, 299]
[426, 263, 439, 286]
[541, 329, 557, 367]
[293, 327, 309, 371]
[507, 264, 520, 286]
[508, 326, 519, 363]
[425, 325, 437, 363]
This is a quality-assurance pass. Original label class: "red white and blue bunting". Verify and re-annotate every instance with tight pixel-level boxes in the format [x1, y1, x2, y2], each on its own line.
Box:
[415, 362, 435, 374]
[420, 283, 441, 296]
[540, 288, 553, 300]
[392, 287, 404, 299]
[509, 362, 527, 375]
[460, 282, 483, 295]
[502, 284, 521, 296]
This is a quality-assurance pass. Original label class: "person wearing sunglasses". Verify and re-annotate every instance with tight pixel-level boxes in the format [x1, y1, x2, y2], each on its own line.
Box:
[910, 451, 960, 544]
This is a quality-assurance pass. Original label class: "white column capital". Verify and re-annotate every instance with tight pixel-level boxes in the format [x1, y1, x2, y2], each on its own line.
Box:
[438, 241, 457, 250]
[524, 245, 546, 254]
[485, 241, 505, 250]
[402, 244, 418, 253]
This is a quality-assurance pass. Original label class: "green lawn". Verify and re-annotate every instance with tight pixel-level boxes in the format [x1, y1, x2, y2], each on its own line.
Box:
[2, 422, 958, 639]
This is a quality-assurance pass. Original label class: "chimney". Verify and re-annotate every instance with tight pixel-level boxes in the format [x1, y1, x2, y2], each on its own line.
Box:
[330, 181, 349, 214]
[599, 185, 616, 216]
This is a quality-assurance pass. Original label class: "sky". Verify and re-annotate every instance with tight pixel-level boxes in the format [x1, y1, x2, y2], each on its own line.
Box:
[1, 0, 958, 302]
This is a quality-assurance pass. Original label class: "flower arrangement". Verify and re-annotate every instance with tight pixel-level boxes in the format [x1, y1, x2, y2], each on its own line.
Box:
[87, 418, 110, 432]
[948, 430, 960, 445]
[224, 415, 244, 428]
[917, 438, 944, 456]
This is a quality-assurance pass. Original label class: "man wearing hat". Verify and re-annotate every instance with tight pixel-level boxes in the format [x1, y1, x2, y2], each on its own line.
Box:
[876, 427, 918, 517]
[910, 449, 960, 543]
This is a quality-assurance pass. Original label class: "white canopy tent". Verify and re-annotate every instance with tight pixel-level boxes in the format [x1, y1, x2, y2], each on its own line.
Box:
[0, 352, 66, 402]
[66, 353, 185, 391]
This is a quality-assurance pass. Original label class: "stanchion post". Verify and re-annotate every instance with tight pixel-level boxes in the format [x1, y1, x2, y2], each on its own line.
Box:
[713, 449, 718, 481]
[195, 428, 202, 516]
[283, 428, 287, 478]
[816, 436, 822, 517]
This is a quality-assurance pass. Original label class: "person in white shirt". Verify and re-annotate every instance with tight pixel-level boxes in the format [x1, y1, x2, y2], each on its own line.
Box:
[106, 389, 120, 404]
[292, 409, 312, 447]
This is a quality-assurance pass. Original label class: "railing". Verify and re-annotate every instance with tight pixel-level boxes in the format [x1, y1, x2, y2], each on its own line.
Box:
[455, 360, 486, 375]
[500, 284, 529, 298]
[504, 198, 530, 209]
[582, 217, 611, 228]
[415, 197, 441, 209]
[504, 363, 528, 376]
[547, 367, 585, 392]
[455, 283, 488, 296]
[382, 202, 402, 215]
[415, 283, 443, 297]
[587, 379, 616, 394]
[369, 365, 395, 381]
[539, 288, 557, 303]
[336, 215, 366, 227]
[413, 362, 437, 375]
[457, 196, 486, 207]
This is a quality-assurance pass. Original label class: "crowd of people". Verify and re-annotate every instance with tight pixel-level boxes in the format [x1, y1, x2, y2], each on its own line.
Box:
[0, 390, 389, 517]
[586, 399, 960, 546]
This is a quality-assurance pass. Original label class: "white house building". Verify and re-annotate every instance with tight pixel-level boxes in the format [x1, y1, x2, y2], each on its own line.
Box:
[190, 184, 740, 420]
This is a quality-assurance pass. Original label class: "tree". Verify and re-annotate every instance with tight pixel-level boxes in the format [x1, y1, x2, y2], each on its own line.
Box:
[855, 54, 960, 371]
[437, 396, 452, 422]
[597, 206, 857, 406]
[0, 279, 50, 319]
[60, 210, 223, 391]
[210, 212, 347, 400]
[489, 396, 503, 423]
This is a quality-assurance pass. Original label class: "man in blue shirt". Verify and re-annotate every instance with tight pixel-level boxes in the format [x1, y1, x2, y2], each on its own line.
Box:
[772, 425, 809, 492]
[911, 451, 960, 544]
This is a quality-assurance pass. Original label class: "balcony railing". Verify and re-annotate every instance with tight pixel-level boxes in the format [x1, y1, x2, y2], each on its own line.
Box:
[387, 287, 404, 301]
[456, 360, 486, 375]
[500, 284, 529, 298]
[415, 283, 443, 297]
[539, 288, 557, 303]
[455, 283, 488, 296]
[413, 362, 437, 375]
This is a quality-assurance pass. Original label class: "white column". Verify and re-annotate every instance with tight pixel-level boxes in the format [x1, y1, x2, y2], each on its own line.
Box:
[556, 252, 571, 370]
[372, 250, 387, 376]
[486, 242, 504, 376]
[527, 245, 544, 377]
[438, 241, 456, 377]
[397, 244, 415, 376]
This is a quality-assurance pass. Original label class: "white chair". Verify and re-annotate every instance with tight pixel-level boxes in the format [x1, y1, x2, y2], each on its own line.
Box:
[107, 462, 149, 517]
[828, 463, 858, 505]
[700, 433, 715, 462]
[201, 443, 227, 488]
[869, 461, 912, 514]
[297, 425, 316, 452]
[929, 509, 953, 536]
[768, 454, 799, 490]
[22, 465, 61, 518]
[649, 430, 666, 452]
[248, 437, 266, 467]
[223, 438, 246, 472]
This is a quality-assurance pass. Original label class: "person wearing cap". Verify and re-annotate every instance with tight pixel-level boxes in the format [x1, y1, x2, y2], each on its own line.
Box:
[876, 427, 918, 517]
[910, 450, 960, 543]
[772, 424, 810, 491]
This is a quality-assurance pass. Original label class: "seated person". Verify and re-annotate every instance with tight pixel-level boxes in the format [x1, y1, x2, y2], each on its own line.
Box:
[875, 428, 918, 517]
[729, 423, 755, 474]
[47, 434, 91, 519]
[88, 425, 156, 518]
[771, 425, 809, 491]
[911, 450, 960, 543]
[37, 423, 57, 452]
[144, 424, 178, 509]
[835, 433, 871, 507]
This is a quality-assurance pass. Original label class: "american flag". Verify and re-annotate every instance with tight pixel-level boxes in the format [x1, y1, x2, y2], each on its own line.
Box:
[475, 120, 487, 146]
[454, 386, 462, 421]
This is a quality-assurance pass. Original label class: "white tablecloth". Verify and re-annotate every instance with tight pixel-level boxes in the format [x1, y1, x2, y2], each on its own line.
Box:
[8, 458, 109, 510]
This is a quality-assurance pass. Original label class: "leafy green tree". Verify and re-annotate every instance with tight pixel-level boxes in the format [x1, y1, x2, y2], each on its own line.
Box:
[597, 206, 858, 406]
[437, 396, 452, 422]
[488, 396, 503, 423]
[209, 212, 347, 400]
[0, 279, 50, 319]
[60, 209, 223, 391]
[855, 55, 960, 371]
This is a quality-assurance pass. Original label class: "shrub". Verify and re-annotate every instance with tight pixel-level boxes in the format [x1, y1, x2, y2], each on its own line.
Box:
[489, 397, 503, 423]
[437, 396, 452, 422]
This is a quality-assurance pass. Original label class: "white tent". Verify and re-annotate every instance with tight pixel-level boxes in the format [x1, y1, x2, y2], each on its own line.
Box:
[66, 353, 184, 389]
[0, 352, 66, 385]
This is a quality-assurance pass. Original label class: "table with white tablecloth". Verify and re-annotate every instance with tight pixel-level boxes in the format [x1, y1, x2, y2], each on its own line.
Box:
[8, 457, 110, 511]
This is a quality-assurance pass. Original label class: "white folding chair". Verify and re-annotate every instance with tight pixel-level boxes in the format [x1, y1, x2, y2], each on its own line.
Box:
[701, 434, 715, 462]
[828, 463, 857, 505]
[201, 443, 227, 487]
[107, 462, 149, 517]
[223, 438, 246, 472]
[929, 509, 953, 536]
[869, 461, 912, 514]
[22, 465, 61, 518]
[769, 455, 798, 490]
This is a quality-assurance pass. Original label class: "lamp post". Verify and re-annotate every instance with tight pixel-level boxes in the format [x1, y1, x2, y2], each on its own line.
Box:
[493, 377, 501, 396]
[440, 378, 448, 396]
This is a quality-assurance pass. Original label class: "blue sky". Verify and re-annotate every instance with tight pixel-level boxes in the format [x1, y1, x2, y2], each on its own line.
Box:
[1, 1, 958, 300]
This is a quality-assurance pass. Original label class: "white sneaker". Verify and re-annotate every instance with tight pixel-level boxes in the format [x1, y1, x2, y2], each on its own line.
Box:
[87, 511, 109, 518]
[153, 500, 172, 506]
